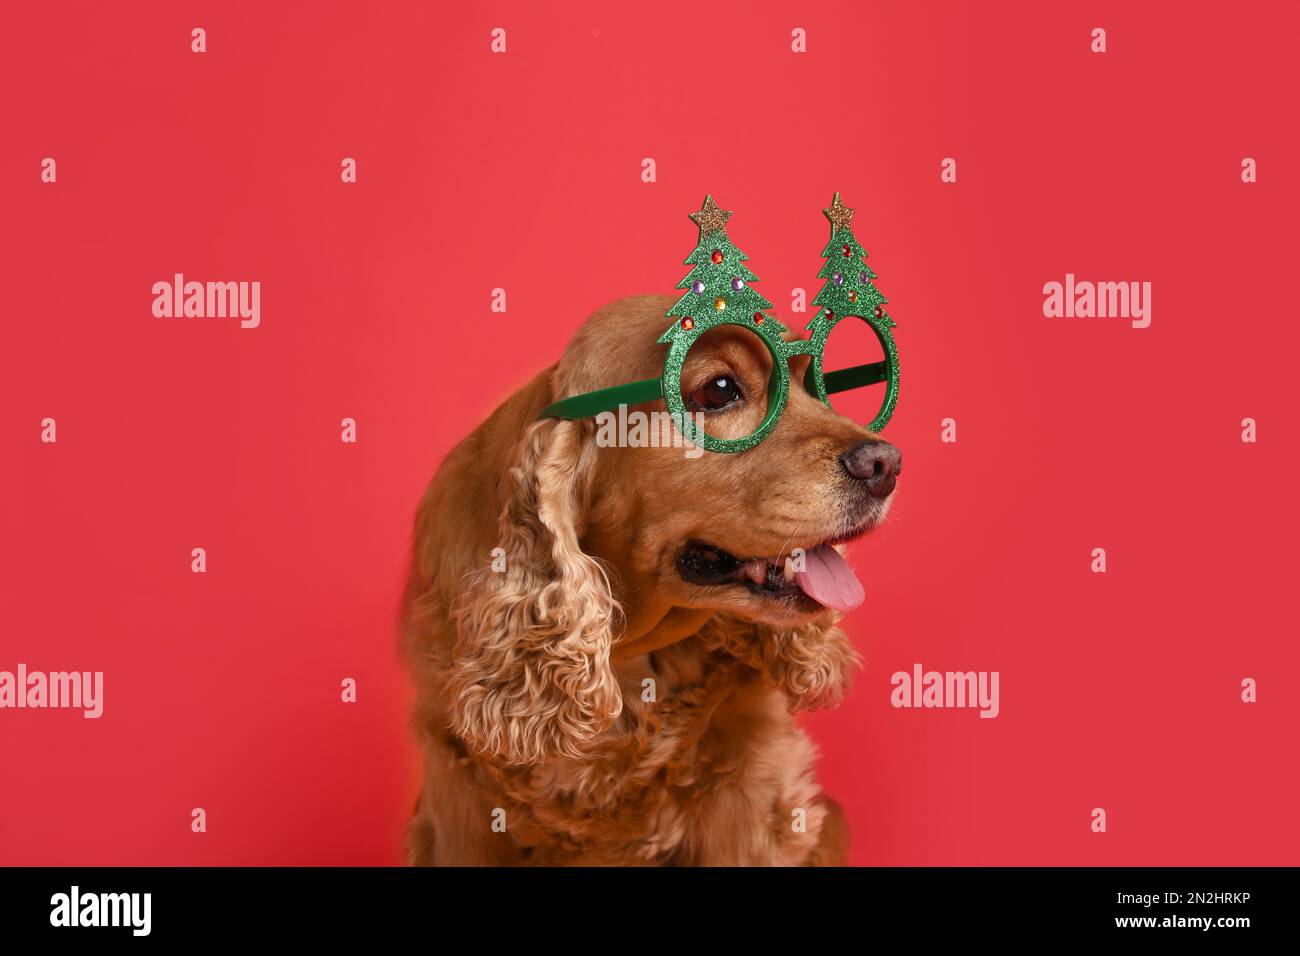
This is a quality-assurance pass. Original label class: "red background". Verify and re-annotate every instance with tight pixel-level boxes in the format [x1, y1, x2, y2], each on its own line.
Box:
[3, 1, 1297, 865]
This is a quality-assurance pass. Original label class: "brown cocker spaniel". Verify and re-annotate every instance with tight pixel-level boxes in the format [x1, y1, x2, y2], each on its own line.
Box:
[402, 294, 900, 865]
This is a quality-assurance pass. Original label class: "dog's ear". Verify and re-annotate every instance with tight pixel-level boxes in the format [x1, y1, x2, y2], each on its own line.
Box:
[447, 416, 622, 765]
[703, 614, 859, 712]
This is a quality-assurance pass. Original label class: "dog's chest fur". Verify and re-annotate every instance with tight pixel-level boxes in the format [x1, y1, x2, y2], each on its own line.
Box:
[462, 640, 829, 865]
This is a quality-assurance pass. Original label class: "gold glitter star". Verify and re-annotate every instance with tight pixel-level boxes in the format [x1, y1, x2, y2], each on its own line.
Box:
[823, 192, 856, 231]
[689, 195, 733, 236]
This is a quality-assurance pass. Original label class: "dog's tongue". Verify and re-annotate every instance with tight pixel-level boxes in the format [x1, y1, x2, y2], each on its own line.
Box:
[795, 543, 865, 612]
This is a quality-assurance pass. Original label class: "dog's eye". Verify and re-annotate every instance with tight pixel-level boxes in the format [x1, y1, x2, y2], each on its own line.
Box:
[688, 375, 743, 411]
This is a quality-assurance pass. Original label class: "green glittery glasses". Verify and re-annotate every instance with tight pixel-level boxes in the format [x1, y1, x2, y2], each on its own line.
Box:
[539, 194, 900, 455]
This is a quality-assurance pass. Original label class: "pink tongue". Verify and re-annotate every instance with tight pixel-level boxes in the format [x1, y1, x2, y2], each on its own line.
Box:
[794, 543, 865, 612]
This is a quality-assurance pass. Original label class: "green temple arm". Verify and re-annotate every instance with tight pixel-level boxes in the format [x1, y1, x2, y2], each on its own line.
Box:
[538, 361, 886, 421]
[538, 377, 664, 420]
[823, 361, 888, 394]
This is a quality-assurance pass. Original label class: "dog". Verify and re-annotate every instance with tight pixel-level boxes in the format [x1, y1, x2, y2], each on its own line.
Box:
[402, 294, 900, 865]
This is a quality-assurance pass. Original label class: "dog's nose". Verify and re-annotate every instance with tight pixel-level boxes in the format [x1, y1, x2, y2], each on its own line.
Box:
[840, 439, 901, 497]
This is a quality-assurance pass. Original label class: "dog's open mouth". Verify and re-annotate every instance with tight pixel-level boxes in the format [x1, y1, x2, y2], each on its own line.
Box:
[676, 537, 867, 612]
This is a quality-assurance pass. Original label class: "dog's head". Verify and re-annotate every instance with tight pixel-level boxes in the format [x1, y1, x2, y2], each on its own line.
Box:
[446, 295, 899, 764]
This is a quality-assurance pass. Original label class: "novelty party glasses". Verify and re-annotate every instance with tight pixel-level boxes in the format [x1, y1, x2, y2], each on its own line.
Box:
[538, 194, 900, 455]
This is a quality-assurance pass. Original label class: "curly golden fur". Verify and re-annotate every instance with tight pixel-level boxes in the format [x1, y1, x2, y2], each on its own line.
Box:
[402, 294, 897, 865]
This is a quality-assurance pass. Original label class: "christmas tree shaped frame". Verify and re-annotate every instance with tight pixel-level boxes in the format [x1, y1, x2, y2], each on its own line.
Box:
[539, 195, 899, 452]
[803, 193, 900, 432]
